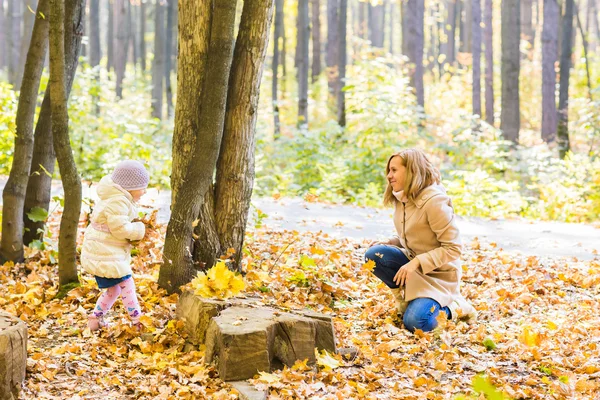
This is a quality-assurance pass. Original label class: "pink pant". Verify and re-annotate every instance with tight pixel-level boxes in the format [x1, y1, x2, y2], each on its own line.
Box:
[92, 277, 141, 323]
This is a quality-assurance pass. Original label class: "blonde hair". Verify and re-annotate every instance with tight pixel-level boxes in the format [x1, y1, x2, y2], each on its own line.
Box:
[383, 149, 441, 206]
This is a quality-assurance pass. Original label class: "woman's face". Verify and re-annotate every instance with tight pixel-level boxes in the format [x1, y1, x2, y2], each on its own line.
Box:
[387, 156, 406, 192]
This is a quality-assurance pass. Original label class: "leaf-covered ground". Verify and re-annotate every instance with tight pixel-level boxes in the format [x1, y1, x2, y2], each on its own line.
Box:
[1, 207, 599, 399]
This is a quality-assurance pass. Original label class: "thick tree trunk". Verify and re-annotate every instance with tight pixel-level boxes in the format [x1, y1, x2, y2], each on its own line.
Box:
[49, 0, 82, 286]
[557, 0, 574, 158]
[107, 0, 114, 73]
[500, 0, 520, 144]
[405, 0, 424, 107]
[140, 0, 147, 71]
[89, 0, 101, 67]
[23, 0, 85, 246]
[273, 0, 284, 138]
[297, 0, 309, 127]
[214, 0, 275, 270]
[19, 0, 38, 89]
[0, 0, 49, 263]
[472, 0, 481, 117]
[326, 0, 339, 99]
[483, 0, 493, 125]
[7, 0, 22, 88]
[542, 0, 559, 143]
[165, 0, 175, 117]
[521, 0, 534, 54]
[311, 0, 321, 82]
[369, 2, 384, 47]
[152, 0, 166, 119]
[114, 0, 128, 98]
[337, 0, 347, 126]
[159, 0, 237, 294]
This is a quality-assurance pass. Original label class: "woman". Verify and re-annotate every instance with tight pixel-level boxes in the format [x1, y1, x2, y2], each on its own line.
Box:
[365, 149, 476, 332]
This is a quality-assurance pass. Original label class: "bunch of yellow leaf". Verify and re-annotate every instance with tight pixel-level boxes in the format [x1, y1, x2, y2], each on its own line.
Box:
[190, 260, 246, 299]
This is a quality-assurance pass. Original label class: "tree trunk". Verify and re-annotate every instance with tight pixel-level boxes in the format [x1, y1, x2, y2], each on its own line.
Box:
[405, 0, 425, 107]
[114, 0, 128, 98]
[152, 0, 166, 119]
[273, 0, 284, 138]
[358, 0, 367, 39]
[541, 0, 559, 143]
[297, 0, 310, 127]
[472, 0, 481, 117]
[214, 0, 275, 270]
[89, 0, 101, 67]
[7, 0, 22, 88]
[521, 0, 533, 55]
[388, 0, 394, 54]
[311, 0, 321, 82]
[557, 0, 574, 158]
[0, 0, 49, 264]
[575, 4, 593, 101]
[49, 0, 82, 287]
[442, 0, 457, 68]
[369, 2, 384, 47]
[23, 0, 85, 246]
[462, 0, 472, 53]
[500, 0, 520, 144]
[337, 0, 347, 126]
[140, 0, 147, 71]
[159, 0, 238, 294]
[401, 0, 408, 55]
[326, 0, 339, 99]
[281, 1, 287, 84]
[107, 0, 114, 73]
[19, 0, 38, 89]
[483, 0, 493, 125]
[129, 1, 137, 68]
[0, 0, 5, 70]
[165, 0, 175, 117]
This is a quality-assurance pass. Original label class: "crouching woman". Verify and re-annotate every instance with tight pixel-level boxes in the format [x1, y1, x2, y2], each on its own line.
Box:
[365, 149, 476, 332]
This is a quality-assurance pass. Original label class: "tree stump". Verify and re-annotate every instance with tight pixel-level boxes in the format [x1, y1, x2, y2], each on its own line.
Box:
[177, 291, 337, 381]
[0, 311, 27, 400]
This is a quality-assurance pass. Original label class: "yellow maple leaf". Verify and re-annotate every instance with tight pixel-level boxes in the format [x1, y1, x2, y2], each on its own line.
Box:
[519, 325, 540, 347]
[256, 371, 280, 384]
[362, 259, 376, 272]
[190, 261, 245, 299]
[316, 349, 341, 371]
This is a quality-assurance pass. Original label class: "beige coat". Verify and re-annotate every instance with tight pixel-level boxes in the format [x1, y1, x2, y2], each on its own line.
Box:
[80, 176, 145, 279]
[393, 184, 462, 307]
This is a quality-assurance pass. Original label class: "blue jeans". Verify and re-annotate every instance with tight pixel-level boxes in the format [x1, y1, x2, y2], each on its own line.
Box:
[365, 244, 451, 332]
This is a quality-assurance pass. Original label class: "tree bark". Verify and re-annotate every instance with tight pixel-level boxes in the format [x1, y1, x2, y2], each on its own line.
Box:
[7, 0, 22, 88]
[462, 0, 472, 53]
[89, 0, 101, 67]
[0, 0, 49, 263]
[483, 0, 493, 125]
[337, 0, 347, 126]
[326, 0, 339, 99]
[405, 0, 424, 107]
[19, 0, 38, 90]
[140, 0, 147, 71]
[107, 0, 114, 73]
[541, 0, 559, 143]
[311, 0, 322, 82]
[521, 0, 534, 54]
[214, 0, 275, 270]
[500, 0, 520, 144]
[369, 2, 384, 47]
[114, 0, 128, 98]
[49, 0, 82, 286]
[159, 0, 238, 294]
[297, 0, 309, 127]
[557, 0, 574, 158]
[273, 0, 284, 138]
[165, 0, 175, 117]
[472, 0, 481, 117]
[152, 0, 166, 119]
[23, 0, 85, 246]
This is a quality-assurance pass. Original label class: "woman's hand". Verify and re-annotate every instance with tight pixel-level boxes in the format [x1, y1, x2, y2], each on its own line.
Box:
[394, 258, 421, 286]
[368, 237, 400, 248]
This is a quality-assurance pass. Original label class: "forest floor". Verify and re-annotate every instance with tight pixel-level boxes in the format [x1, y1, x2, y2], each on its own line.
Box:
[1, 179, 600, 399]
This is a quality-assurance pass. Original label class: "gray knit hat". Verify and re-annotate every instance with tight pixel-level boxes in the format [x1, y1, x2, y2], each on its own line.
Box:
[112, 160, 149, 190]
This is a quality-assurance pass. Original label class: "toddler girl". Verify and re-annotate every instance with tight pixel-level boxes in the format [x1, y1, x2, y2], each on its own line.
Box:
[81, 160, 149, 331]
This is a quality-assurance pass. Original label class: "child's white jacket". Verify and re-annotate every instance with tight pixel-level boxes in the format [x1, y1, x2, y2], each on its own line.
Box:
[80, 176, 145, 278]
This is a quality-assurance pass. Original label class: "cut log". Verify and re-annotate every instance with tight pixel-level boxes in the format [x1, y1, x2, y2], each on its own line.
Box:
[0, 311, 27, 400]
[176, 291, 337, 381]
